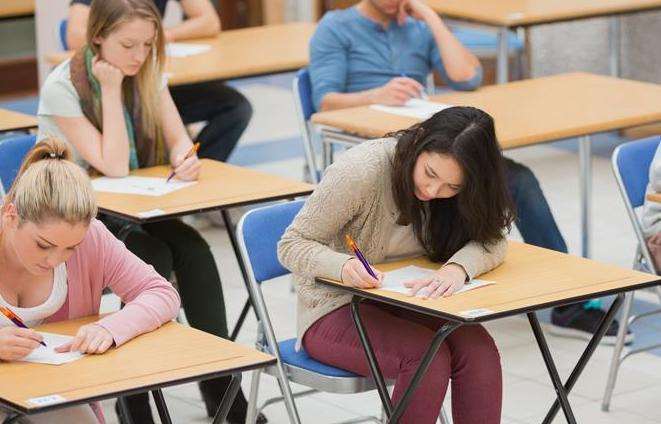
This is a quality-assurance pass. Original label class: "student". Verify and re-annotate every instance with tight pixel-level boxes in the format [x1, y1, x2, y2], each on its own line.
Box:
[642, 141, 661, 272]
[309, 0, 627, 344]
[67, 0, 252, 165]
[0, 138, 180, 424]
[279, 107, 513, 424]
[37, 1, 265, 423]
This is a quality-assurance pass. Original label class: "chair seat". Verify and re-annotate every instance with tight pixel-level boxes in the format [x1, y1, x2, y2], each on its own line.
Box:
[278, 338, 358, 378]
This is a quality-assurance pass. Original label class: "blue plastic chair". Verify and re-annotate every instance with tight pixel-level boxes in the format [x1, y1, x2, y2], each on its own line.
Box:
[292, 69, 321, 184]
[0, 134, 36, 193]
[237, 200, 383, 424]
[59, 19, 68, 50]
[603, 136, 661, 411]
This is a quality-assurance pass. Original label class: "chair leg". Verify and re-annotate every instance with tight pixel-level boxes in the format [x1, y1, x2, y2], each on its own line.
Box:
[274, 365, 303, 424]
[246, 368, 262, 424]
[602, 291, 635, 411]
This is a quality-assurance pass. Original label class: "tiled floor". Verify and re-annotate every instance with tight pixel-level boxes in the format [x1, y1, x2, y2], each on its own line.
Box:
[3, 73, 661, 423]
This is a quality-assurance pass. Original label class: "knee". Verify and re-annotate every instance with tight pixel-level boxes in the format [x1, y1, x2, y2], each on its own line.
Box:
[233, 93, 253, 125]
[453, 326, 501, 368]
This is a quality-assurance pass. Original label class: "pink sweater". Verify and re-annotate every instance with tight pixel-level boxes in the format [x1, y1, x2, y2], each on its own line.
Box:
[45, 219, 181, 345]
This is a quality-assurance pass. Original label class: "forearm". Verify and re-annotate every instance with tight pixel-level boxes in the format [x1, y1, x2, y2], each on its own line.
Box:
[167, 15, 220, 41]
[425, 14, 480, 82]
[99, 88, 130, 176]
[320, 90, 379, 111]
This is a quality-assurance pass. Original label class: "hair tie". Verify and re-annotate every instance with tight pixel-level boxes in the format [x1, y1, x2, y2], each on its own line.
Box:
[49, 152, 57, 159]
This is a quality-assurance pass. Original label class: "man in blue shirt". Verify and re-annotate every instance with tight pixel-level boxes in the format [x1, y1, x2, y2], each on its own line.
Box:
[311, 0, 629, 344]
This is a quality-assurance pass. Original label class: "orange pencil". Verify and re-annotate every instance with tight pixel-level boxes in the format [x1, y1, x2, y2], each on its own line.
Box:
[0, 306, 47, 347]
[166, 142, 200, 183]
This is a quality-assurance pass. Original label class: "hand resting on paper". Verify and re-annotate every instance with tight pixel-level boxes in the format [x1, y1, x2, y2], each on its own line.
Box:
[0, 327, 44, 361]
[404, 263, 468, 299]
[55, 323, 115, 355]
[341, 258, 384, 289]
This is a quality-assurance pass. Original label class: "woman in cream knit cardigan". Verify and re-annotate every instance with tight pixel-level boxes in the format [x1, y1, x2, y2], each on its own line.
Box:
[279, 107, 515, 424]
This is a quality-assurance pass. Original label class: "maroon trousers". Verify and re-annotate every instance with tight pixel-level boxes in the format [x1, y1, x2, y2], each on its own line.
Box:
[303, 302, 502, 424]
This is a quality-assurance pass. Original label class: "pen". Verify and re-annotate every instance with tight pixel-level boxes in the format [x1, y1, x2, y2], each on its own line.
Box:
[400, 72, 428, 100]
[166, 142, 200, 183]
[0, 306, 47, 347]
[345, 235, 378, 280]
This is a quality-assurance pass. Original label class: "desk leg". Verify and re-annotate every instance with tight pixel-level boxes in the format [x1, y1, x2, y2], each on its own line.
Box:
[152, 389, 173, 424]
[541, 294, 624, 423]
[579, 135, 592, 258]
[212, 373, 242, 424]
[322, 138, 332, 170]
[2, 413, 21, 424]
[497, 27, 510, 84]
[609, 17, 621, 77]
[222, 210, 256, 341]
[350, 297, 461, 422]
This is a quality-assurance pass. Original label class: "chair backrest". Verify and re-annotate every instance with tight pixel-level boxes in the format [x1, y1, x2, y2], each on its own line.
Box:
[613, 136, 660, 208]
[0, 134, 36, 193]
[237, 200, 305, 284]
[292, 68, 320, 183]
[59, 19, 68, 50]
[612, 136, 660, 272]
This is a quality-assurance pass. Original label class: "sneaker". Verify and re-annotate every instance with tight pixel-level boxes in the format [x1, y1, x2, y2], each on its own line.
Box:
[549, 306, 634, 346]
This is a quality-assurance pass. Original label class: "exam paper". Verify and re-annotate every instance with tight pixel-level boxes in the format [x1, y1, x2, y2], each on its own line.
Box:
[380, 265, 494, 297]
[166, 43, 212, 57]
[92, 176, 196, 197]
[370, 98, 453, 120]
[20, 332, 84, 365]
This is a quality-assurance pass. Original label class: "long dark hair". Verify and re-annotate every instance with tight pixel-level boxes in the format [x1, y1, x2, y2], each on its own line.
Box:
[390, 106, 515, 262]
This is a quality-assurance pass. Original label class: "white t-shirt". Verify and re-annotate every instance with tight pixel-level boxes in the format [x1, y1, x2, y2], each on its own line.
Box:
[0, 263, 68, 327]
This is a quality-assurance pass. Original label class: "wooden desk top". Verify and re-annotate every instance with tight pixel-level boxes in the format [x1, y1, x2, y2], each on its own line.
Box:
[0, 108, 37, 132]
[318, 241, 660, 323]
[312, 73, 661, 150]
[0, 0, 34, 19]
[647, 193, 661, 203]
[427, 0, 661, 27]
[46, 22, 315, 86]
[95, 159, 314, 222]
[0, 316, 274, 414]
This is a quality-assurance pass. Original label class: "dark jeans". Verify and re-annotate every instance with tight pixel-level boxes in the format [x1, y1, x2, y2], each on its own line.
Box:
[170, 81, 253, 162]
[505, 158, 568, 254]
[102, 216, 239, 422]
[505, 158, 591, 313]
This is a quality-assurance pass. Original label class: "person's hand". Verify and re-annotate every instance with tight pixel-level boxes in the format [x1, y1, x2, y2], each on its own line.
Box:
[0, 327, 43, 361]
[163, 29, 175, 43]
[55, 324, 114, 354]
[404, 263, 468, 299]
[341, 258, 384, 289]
[397, 0, 437, 25]
[92, 56, 124, 91]
[171, 147, 201, 181]
[370, 77, 425, 106]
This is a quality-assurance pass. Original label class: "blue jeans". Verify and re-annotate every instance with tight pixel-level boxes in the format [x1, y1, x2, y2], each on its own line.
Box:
[505, 158, 568, 253]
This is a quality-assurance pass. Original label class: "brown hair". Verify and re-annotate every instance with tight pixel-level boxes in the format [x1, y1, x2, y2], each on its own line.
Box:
[6, 138, 97, 225]
[87, 0, 165, 144]
[390, 106, 515, 262]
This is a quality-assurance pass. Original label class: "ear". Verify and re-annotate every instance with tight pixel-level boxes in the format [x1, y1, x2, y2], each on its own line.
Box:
[1, 202, 20, 228]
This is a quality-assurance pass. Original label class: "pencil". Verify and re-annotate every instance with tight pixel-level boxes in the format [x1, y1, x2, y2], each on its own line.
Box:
[0, 306, 47, 347]
[166, 142, 200, 183]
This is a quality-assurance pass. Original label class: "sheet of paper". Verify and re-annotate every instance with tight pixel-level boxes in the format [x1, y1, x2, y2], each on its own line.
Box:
[92, 176, 196, 197]
[20, 332, 84, 365]
[166, 42, 212, 57]
[370, 98, 453, 120]
[379, 265, 494, 297]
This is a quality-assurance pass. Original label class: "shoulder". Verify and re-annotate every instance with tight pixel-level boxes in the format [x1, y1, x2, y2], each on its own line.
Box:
[324, 137, 396, 185]
[39, 60, 80, 110]
[314, 9, 355, 41]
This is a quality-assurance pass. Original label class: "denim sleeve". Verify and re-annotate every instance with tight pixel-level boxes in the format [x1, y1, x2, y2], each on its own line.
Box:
[310, 17, 349, 111]
[428, 26, 483, 91]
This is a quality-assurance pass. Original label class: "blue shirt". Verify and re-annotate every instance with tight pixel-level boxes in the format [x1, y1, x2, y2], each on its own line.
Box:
[309, 7, 483, 111]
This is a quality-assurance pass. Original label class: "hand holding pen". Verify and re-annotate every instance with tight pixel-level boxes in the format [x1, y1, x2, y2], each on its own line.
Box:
[342, 235, 383, 289]
[167, 142, 201, 183]
[0, 307, 46, 361]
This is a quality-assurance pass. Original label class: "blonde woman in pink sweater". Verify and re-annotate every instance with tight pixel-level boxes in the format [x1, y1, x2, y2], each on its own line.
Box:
[0, 138, 180, 423]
